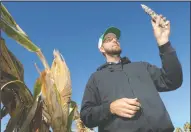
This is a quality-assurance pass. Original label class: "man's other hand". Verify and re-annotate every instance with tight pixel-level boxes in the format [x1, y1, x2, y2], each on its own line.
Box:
[110, 98, 141, 118]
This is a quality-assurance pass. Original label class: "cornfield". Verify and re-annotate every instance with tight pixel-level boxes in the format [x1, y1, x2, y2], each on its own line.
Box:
[0, 3, 190, 132]
[0, 3, 94, 132]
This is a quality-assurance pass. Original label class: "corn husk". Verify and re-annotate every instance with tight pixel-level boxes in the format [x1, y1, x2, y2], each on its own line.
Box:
[36, 50, 72, 132]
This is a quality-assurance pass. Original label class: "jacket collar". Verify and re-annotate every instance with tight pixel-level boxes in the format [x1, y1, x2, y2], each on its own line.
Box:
[97, 57, 131, 71]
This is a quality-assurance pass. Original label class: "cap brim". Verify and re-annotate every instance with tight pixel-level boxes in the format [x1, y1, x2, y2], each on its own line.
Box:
[103, 27, 121, 40]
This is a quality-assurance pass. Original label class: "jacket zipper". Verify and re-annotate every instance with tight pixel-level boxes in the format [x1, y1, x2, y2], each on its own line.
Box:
[122, 70, 154, 132]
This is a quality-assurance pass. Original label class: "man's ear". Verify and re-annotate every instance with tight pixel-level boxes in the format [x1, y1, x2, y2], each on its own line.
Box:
[99, 46, 105, 53]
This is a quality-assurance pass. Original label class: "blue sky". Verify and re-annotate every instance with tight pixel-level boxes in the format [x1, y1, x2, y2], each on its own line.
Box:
[1, 2, 190, 131]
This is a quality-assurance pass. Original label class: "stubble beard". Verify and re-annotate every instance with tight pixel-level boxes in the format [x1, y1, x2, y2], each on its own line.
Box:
[105, 47, 122, 57]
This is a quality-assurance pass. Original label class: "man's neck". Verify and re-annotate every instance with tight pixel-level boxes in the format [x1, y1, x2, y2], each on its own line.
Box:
[106, 55, 121, 63]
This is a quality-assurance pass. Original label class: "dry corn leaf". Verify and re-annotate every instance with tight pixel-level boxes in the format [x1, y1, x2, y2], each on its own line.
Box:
[0, 3, 39, 52]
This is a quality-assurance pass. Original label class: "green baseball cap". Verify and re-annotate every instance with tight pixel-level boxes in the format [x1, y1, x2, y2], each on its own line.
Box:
[98, 26, 121, 49]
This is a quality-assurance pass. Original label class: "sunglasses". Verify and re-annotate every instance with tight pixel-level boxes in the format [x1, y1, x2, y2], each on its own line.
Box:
[103, 37, 119, 43]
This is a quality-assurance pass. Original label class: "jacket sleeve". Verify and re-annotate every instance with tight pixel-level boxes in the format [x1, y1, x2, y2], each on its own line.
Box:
[80, 74, 113, 128]
[144, 41, 183, 92]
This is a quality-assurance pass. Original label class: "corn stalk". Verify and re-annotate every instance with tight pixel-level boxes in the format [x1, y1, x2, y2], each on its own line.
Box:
[1, 3, 93, 132]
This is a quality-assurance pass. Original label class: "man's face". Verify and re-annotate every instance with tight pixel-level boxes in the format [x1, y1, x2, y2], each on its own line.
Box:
[101, 33, 121, 56]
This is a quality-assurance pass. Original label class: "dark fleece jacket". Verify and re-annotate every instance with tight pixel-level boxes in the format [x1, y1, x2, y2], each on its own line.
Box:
[80, 41, 183, 132]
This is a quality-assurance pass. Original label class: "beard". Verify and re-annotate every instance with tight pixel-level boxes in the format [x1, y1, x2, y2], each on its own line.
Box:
[104, 46, 122, 56]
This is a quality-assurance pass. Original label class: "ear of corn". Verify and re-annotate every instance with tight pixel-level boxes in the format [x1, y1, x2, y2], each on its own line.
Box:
[37, 50, 72, 132]
[51, 49, 72, 106]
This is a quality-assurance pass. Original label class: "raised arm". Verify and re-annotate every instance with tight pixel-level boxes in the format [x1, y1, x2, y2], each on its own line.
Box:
[144, 41, 183, 92]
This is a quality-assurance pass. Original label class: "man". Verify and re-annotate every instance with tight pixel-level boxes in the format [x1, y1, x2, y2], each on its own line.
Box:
[80, 15, 183, 132]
